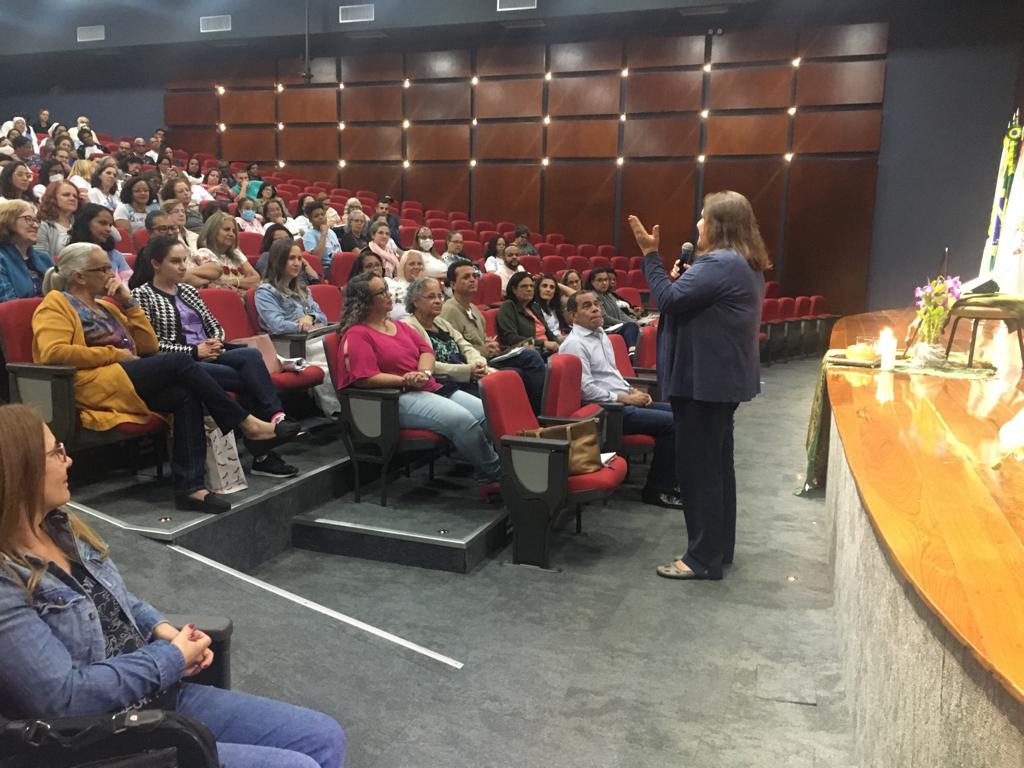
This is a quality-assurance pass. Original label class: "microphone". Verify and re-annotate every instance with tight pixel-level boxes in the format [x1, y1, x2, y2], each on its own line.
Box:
[676, 242, 695, 272]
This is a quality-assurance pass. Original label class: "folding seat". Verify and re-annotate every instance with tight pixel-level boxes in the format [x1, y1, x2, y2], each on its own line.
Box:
[608, 333, 658, 394]
[354, 190, 378, 203]
[541, 255, 567, 274]
[448, 211, 469, 222]
[472, 274, 503, 308]
[597, 245, 618, 260]
[451, 219, 473, 230]
[517, 255, 541, 274]
[614, 269, 628, 286]
[425, 209, 447, 220]
[557, 243, 577, 260]
[425, 217, 448, 229]
[329, 251, 359, 289]
[461, 240, 483, 262]
[764, 280, 781, 298]
[474, 220, 495, 234]
[546, 233, 566, 246]
[333, 187, 353, 198]
[0, 298, 166, 472]
[430, 227, 449, 242]
[590, 256, 611, 269]
[536, 242, 557, 257]
[322, 332, 448, 506]
[309, 283, 343, 323]
[577, 244, 597, 259]
[311, 181, 331, 190]
[629, 256, 644, 271]
[238, 231, 263, 257]
[479, 229, 499, 244]
[457, 229, 479, 242]
[793, 295, 814, 356]
[401, 199, 423, 211]
[401, 208, 423, 223]
[611, 256, 630, 272]
[482, 308, 500, 336]
[627, 269, 648, 290]
[567, 256, 588, 272]
[399, 225, 418, 249]
[130, 228, 150, 253]
[202, 288, 325, 391]
[809, 294, 839, 354]
[760, 298, 780, 364]
[230, 162, 247, 173]
[399, 218, 419, 228]
[500, 230, 515, 243]
[616, 286, 643, 311]
[361, 205, 374, 217]
[635, 325, 657, 368]
[302, 252, 324, 280]
[480, 370, 628, 568]
[496, 220, 515, 234]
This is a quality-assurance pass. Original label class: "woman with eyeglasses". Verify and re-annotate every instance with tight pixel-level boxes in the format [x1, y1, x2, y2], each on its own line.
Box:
[496, 271, 560, 355]
[69, 203, 133, 284]
[0, 200, 54, 303]
[0, 160, 36, 204]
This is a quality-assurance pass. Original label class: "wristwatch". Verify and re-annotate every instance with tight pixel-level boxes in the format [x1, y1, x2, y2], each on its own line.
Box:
[419, 369, 433, 377]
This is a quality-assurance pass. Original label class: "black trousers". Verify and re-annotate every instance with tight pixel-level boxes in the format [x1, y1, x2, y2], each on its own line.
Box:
[121, 354, 249, 495]
[671, 397, 738, 579]
[491, 347, 546, 413]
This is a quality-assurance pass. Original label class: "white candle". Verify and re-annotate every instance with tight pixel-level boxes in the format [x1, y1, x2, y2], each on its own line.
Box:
[878, 327, 897, 371]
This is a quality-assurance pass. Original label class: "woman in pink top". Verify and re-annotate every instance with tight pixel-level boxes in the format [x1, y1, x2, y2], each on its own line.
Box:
[337, 272, 501, 488]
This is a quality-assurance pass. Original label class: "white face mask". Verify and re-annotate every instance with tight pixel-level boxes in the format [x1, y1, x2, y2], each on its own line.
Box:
[49, 174, 65, 183]
[419, 238, 434, 251]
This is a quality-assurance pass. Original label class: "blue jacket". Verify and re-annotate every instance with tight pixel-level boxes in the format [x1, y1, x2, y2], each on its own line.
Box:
[0, 242, 54, 303]
[254, 282, 327, 334]
[643, 249, 764, 403]
[0, 510, 184, 718]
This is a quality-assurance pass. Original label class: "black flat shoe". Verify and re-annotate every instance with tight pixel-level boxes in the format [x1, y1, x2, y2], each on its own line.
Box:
[244, 419, 301, 456]
[175, 493, 232, 513]
[641, 488, 684, 509]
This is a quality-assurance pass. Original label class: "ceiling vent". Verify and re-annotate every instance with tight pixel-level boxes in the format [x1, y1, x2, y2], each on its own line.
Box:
[200, 15, 232, 33]
[76, 25, 106, 43]
[339, 4, 375, 23]
[497, 0, 538, 10]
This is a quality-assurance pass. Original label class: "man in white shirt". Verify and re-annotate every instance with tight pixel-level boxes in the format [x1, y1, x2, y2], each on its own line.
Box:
[441, 231, 466, 265]
[143, 135, 162, 163]
[494, 244, 526, 291]
[560, 290, 681, 509]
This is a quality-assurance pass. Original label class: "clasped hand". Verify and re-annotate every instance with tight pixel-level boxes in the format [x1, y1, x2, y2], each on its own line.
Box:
[403, 370, 429, 388]
[196, 339, 224, 360]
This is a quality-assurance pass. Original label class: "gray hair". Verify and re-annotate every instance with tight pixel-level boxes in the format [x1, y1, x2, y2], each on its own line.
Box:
[46, 242, 103, 292]
[369, 219, 389, 238]
[405, 276, 441, 314]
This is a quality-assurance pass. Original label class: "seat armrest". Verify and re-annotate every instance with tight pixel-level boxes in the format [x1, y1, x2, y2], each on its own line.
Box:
[632, 366, 657, 376]
[8, 363, 79, 444]
[271, 324, 341, 358]
[595, 401, 624, 452]
[498, 435, 571, 505]
[162, 614, 233, 643]
[500, 435, 570, 452]
[341, 386, 401, 401]
[162, 614, 233, 691]
[536, 415, 587, 427]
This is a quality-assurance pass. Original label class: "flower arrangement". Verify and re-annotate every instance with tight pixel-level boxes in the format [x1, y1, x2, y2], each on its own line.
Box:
[914, 275, 962, 345]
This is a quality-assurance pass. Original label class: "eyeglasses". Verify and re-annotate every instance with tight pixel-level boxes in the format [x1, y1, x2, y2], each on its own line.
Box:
[372, 288, 390, 297]
[47, 442, 68, 462]
[83, 264, 113, 274]
[17, 215, 39, 226]
[152, 225, 177, 233]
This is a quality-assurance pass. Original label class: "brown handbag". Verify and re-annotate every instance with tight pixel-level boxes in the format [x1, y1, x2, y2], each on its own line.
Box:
[518, 418, 602, 475]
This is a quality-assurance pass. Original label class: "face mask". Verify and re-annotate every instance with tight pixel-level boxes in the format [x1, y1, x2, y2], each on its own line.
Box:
[49, 174, 64, 183]
[419, 238, 434, 251]
[241, 209, 255, 222]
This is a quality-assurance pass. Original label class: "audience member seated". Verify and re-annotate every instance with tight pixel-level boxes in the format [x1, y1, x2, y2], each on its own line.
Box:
[114, 175, 158, 233]
[118, 153, 144, 182]
[586, 267, 640, 350]
[159, 199, 199, 254]
[497, 272, 560, 356]
[0, 200, 53, 303]
[292, 194, 315, 235]
[86, 161, 120, 211]
[561, 268, 583, 294]
[363, 219, 400, 278]
[235, 196, 263, 234]
[0, 160, 36, 203]
[184, 156, 204, 184]
[230, 168, 262, 202]
[483, 234, 507, 273]
[32, 107, 52, 133]
[337, 272, 502, 489]
[316, 193, 343, 229]
[34, 154, 72, 200]
[301, 201, 343, 279]
[385, 250, 425, 322]
[255, 182, 277, 214]
[156, 156, 175, 183]
[69, 203, 133, 284]
[348, 249, 385, 285]
[74, 127, 106, 159]
[36, 181, 79, 259]
[148, 209, 220, 288]
[130, 236, 299, 478]
[512, 225, 538, 256]
[533, 274, 572, 342]
[0, 404, 343, 766]
[337, 207, 368, 253]
[160, 177, 204, 232]
[11, 136, 41, 171]
[261, 197, 298, 236]
[191, 211, 260, 294]
[494, 243, 525, 291]
[204, 167, 237, 204]
[142, 134, 162, 163]
[254, 238, 338, 416]
[255, 224, 319, 286]
[560, 290, 681, 508]
[440, 231, 467, 269]
[67, 159, 97, 198]
[440, 261, 546, 411]
[405, 276, 492, 390]
[35, 244, 292, 511]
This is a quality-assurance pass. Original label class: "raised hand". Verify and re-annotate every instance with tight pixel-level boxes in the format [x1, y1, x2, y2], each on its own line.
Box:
[627, 215, 660, 255]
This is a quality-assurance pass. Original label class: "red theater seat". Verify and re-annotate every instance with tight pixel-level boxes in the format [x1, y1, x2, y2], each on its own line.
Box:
[519, 255, 542, 274]
[546, 233, 566, 246]
[541, 255, 567, 274]
[309, 284, 343, 323]
[536, 243, 557, 257]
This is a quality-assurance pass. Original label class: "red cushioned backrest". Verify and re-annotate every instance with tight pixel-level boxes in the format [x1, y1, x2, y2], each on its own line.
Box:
[519, 255, 542, 275]
[243, 288, 261, 331]
[597, 245, 617, 259]
[310, 284, 343, 323]
[456, 229, 478, 243]
[542, 353, 583, 418]
[425, 209, 446, 220]
[462, 241, 483, 261]
[449, 210, 469, 221]
[425, 218, 448, 229]
[474, 220, 495, 232]
[132, 228, 150, 253]
[402, 199, 423, 211]
[810, 294, 826, 315]
[629, 256, 644, 271]
[567, 256, 588, 272]
[556, 244, 577, 259]
[627, 269, 648, 290]
[617, 286, 642, 309]
[451, 219, 473, 230]
[303, 252, 324, 279]
[0, 297, 43, 363]
[477, 273, 502, 306]
[496, 221, 515, 233]
[777, 297, 795, 320]
[536, 243, 556, 257]
[578, 244, 597, 259]
[795, 295, 811, 317]
[761, 298, 780, 322]
[590, 256, 611, 269]
[608, 332, 636, 377]
[611, 256, 630, 272]
[764, 280, 781, 298]
[546, 233, 565, 246]
[541, 255, 567, 274]
[481, 370, 538, 439]
[238, 231, 263, 257]
[399, 226, 417, 249]
[636, 325, 657, 368]
[200, 287, 255, 340]
[329, 251, 359, 288]
[479, 230, 498, 244]
[323, 331, 341, 388]
[482, 308, 500, 338]
[430, 227, 448, 242]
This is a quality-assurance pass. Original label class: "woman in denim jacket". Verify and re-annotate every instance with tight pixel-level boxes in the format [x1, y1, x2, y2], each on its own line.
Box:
[0, 404, 345, 768]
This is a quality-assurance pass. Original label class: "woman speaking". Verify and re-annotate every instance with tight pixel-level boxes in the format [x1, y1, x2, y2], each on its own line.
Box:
[628, 191, 768, 581]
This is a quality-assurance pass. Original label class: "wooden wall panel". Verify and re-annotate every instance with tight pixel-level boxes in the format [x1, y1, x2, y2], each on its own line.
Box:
[218, 60, 277, 87]
[547, 120, 619, 158]
[339, 165, 402, 200]
[705, 115, 788, 156]
[796, 60, 886, 106]
[406, 82, 471, 120]
[475, 79, 543, 118]
[703, 159, 786, 263]
[277, 57, 337, 85]
[284, 164, 339, 184]
[406, 165, 470, 215]
[708, 66, 793, 110]
[279, 126, 339, 161]
[167, 129, 219, 156]
[475, 123, 543, 160]
[220, 128, 276, 161]
[785, 157, 878, 314]
[623, 116, 700, 157]
[343, 126, 402, 161]
[793, 110, 882, 154]
[407, 125, 470, 161]
[342, 86, 403, 122]
[406, 50, 471, 80]
[798, 23, 888, 58]
[711, 28, 796, 63]
[548, 75, 620, 116]
[543, 162, 618, 245]
[476, 44, 546, 77]
[341, 53, 402, 83]
[219, 91, 275, 125]
[626, 71, 703, 113]
[550, 40, 622, 73]
[279, 88, 337, 123]
[627, 35, 705, 68]
[473, 165, 541, 232]
[619, 161, 698, 258]
[165, 93, 218, 126]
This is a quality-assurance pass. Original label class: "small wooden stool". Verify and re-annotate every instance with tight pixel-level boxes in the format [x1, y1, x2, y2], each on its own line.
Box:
[944, 305, 1024, 367]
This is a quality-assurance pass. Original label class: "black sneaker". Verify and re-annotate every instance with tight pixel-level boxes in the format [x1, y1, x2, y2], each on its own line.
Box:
[251, 451, 299, 478]
[641, 487, 684, 509]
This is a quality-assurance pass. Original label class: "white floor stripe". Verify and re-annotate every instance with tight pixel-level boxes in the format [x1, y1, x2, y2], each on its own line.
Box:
[167, 545, 464, 671]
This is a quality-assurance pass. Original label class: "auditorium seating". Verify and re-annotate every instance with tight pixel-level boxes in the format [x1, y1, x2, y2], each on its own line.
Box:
[473, 274, 503, 308]
[329, 252, 360, 288]
[309, 284, 343, 324]
[519, 255, 542, 274]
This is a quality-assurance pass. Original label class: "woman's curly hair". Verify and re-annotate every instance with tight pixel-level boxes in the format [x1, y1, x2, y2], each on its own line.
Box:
[339, 271, 379, 334]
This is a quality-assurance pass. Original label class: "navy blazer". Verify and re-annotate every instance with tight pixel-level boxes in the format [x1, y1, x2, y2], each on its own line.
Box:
[643, 249, 764, 403]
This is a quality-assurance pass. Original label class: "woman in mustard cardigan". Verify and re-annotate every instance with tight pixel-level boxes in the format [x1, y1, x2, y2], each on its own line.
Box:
[33, 243, 291, 512]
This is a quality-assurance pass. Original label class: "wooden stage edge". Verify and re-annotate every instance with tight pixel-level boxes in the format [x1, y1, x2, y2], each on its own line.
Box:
[827, 308, 1024, 707]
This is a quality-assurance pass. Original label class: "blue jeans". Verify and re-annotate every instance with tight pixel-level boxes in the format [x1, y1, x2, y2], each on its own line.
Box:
[622, 402, 676, 493]
[608, 321, 640, 348]
[177, 683, 345, 768]
[398, 388, 501, 482]
[200, 347, 283, 421]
